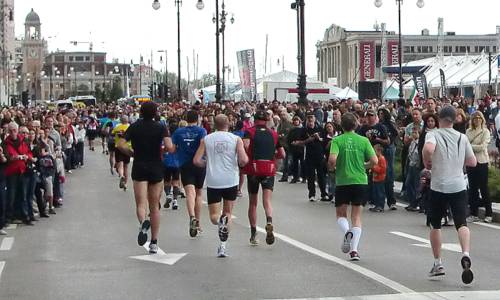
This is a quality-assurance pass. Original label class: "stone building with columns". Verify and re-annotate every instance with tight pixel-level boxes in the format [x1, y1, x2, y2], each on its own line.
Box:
[317, 23, 500, 94]
[0, 0, 15, 104]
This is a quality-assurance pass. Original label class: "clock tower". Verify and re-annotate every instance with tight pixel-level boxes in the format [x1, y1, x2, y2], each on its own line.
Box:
[21, 8, 46, 99]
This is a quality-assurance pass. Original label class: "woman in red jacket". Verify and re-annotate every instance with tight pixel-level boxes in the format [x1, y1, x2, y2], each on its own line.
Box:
[3, 122, 33, 225]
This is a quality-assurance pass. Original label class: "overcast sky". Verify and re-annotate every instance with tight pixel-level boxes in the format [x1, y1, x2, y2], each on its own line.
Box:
[15, 0, 500, 82]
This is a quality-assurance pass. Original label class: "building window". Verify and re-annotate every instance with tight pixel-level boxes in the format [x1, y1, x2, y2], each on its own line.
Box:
[75, 56, 84, 62]
[417, 46, 422, 53]
[474, 46, 479, 53]
[467, 46, 470, 53]
[376, 45, 382, 68]
[429, 46, 433, 52]
[69, 56, 74, 62]
[85, 56, 90, 61]
[494, 46, 497, 53]
[486, 46, 490, 52]
[455, 46, 459, 52]
[459, 46, 466, 52]
[404, 46, 411, 53]
[422, 46, 429, 53]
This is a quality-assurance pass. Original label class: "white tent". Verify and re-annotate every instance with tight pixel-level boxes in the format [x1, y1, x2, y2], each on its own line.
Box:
[334, 87, 359, 100]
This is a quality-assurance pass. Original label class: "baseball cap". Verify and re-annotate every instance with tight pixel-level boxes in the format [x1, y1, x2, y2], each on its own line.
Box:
[439, 105, 456, 122]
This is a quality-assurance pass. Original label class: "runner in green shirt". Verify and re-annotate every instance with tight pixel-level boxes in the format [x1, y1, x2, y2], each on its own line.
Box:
[328, 112, 377, 261]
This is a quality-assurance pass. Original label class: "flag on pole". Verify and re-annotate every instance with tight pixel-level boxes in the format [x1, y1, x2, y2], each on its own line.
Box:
[409, 86, 418, 106]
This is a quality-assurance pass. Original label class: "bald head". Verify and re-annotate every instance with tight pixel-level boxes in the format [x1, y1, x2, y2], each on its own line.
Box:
[214, 114, 229, 131]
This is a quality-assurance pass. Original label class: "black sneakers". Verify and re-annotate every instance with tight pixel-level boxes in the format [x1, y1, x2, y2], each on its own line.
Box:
[189, 218, 199, 238]
[138, 220, 151, 246]
[461, 256, 474, 284]
[265, 223, 275, 245]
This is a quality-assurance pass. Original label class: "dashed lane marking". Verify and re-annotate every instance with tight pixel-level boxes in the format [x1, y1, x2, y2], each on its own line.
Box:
[472, 222, 500, 230]
[272, 290, 500, 300]
[0, 237, 14, 251]
[0, 261, 4, 281]
[390, 231, 461, 253]
[254, 225, 415, 294]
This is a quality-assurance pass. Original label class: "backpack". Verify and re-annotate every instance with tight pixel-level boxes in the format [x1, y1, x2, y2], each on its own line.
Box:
[243, 126, 279, 176]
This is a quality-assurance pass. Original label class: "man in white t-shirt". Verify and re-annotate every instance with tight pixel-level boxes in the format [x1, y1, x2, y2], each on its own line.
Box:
[193, 114, 248, 257]
[495, 111, 500, 152]
[422, 105, 477, 284]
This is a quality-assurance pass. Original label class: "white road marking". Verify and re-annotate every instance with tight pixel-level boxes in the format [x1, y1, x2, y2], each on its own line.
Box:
[0, 261, 4, 281]
[129, 242, 187, 266]
[0, 237, 14, 251]
[273, 290, 500, 300]
[473, 221, 500, 230]
[5, 224, 17, 230]
[255, 226, 414, 294]
[390, 231, 461, 253]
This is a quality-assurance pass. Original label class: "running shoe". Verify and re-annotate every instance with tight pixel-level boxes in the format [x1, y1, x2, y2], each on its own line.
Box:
[265, 223, 275, 245]
[149, 242, 158, 254]
[429, 262, 445, 277]
[389, 204, 398, 211]
[349, 251, 360, 261]
[278, 177, 288, 182]
[249, 233, 259, 246]
[369, 207, 384, 213]
[164, 196, 172, 209]
[217, 243, 228, 258]
[466, 215, 480, 223]
[320, 195, 330, 202]
[342, 231, 353, 253]
[0, 229, 7, 235]
[138, 220, 151, 246]
[461, 256, 474, 284]
[189, 218, 198, 238]
[172, 199, 178, 210]
[484, 216, 493, 223]
[119, 176, 125, 189]
[49, 208, 56, 215]
[309, 196, 316, 202]
[218, 215, 229, 242]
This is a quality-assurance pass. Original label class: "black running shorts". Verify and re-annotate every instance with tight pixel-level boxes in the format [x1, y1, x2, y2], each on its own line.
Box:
[180, 162, 206, 189]
[164, 166, 180, 181]
[115, 150, 131, 164]
[247, 175, 275, 194]
[107, 142, 116, 152]
[207, 186, 238, 205]
[132, 161, 164, 183]
[335, 184, 368, 207]
[429, 190, 467, 230]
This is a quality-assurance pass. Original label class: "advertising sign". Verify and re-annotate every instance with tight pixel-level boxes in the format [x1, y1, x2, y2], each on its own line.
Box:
[359, 41, 375, 81]
[387, 41, 399, 66]
[237, 49, 257, 101]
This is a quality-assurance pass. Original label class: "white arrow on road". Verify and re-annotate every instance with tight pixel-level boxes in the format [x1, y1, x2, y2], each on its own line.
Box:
[129, 242, 187, 265]
[390, 231, 462, 253]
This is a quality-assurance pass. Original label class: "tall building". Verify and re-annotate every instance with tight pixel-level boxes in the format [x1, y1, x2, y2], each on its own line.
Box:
[21, 8, 47, 100]
[316, 23, 500, 93]
[0, 0, 15, 105]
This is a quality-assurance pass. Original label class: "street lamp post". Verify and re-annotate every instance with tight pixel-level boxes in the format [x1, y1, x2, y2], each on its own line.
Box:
[212, 1, 234, 101]
[153, 0, 184, 102]
[158, 50, 169, 102]
[197, 0, 223, 103]
[375, 0, 424, 103]
[291, 0, 308, 106]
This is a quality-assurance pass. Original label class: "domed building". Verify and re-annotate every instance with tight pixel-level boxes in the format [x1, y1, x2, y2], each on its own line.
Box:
[21, 8, 48, 101]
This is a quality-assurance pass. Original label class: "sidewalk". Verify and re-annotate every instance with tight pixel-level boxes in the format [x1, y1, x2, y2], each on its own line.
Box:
[394, 181, 500, 223]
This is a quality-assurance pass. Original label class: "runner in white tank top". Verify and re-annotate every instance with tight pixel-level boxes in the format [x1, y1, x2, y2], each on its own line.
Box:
[193, 114, 248, 257]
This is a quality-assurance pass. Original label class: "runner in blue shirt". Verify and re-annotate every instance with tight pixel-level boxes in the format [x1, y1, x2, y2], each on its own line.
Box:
[166, 110, 207, 238]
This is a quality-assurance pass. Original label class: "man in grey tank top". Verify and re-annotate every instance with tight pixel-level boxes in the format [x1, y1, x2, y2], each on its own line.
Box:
[193, 114, 248, 257]
[422, 105, 477, 284]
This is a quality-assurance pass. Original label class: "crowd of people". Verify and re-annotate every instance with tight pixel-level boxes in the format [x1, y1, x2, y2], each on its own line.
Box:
[1, 93, 499, 284]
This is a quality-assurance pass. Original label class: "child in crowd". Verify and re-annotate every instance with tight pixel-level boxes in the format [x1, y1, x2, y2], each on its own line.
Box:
[370, 144, 387, 212]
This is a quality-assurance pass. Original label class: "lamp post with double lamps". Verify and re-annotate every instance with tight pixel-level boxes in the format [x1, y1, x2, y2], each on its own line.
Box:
[153, 0, 189, 102]
[197, 0, 227, 103]
[212, 1, 234, 101]
[375, 0, 424, 103]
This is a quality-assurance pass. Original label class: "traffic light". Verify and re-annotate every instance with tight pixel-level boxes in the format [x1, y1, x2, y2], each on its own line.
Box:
[148, 84, 153, 97]
[165, 86, 171, 100]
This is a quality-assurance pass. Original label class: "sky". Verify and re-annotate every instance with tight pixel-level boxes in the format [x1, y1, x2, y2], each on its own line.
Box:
[15, 0, 500, 82]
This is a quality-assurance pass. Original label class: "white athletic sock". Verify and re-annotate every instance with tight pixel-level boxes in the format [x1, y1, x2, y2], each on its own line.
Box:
[337, 217, 349, 234]
[434, 258, 442, 265]
[463, 252, 470, 257]
[351, 227, 362, 252]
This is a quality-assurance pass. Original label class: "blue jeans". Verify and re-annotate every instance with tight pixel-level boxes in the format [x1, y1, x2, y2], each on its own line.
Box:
[24, 172, 37, 218]
[372, 182, 386, 209]
[404, 165, 420, 208]
[383, 145, 396, 206]
[0, 179, 6, 229]
[7, 174, 28, 220]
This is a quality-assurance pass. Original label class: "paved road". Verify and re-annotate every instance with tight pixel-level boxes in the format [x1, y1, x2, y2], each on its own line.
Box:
[1, 150, 499, 300]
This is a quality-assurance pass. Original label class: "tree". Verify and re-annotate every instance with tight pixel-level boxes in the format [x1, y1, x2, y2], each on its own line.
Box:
[109, 77, 124, 103]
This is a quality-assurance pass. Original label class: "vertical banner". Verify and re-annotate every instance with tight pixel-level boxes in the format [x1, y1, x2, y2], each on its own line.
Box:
[359, 41, 375, 81]
[439, 68, 447, 97]
[237, 49, 257, 101]
[413, 73, 429, 100]
[387, 41, 399, 66]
